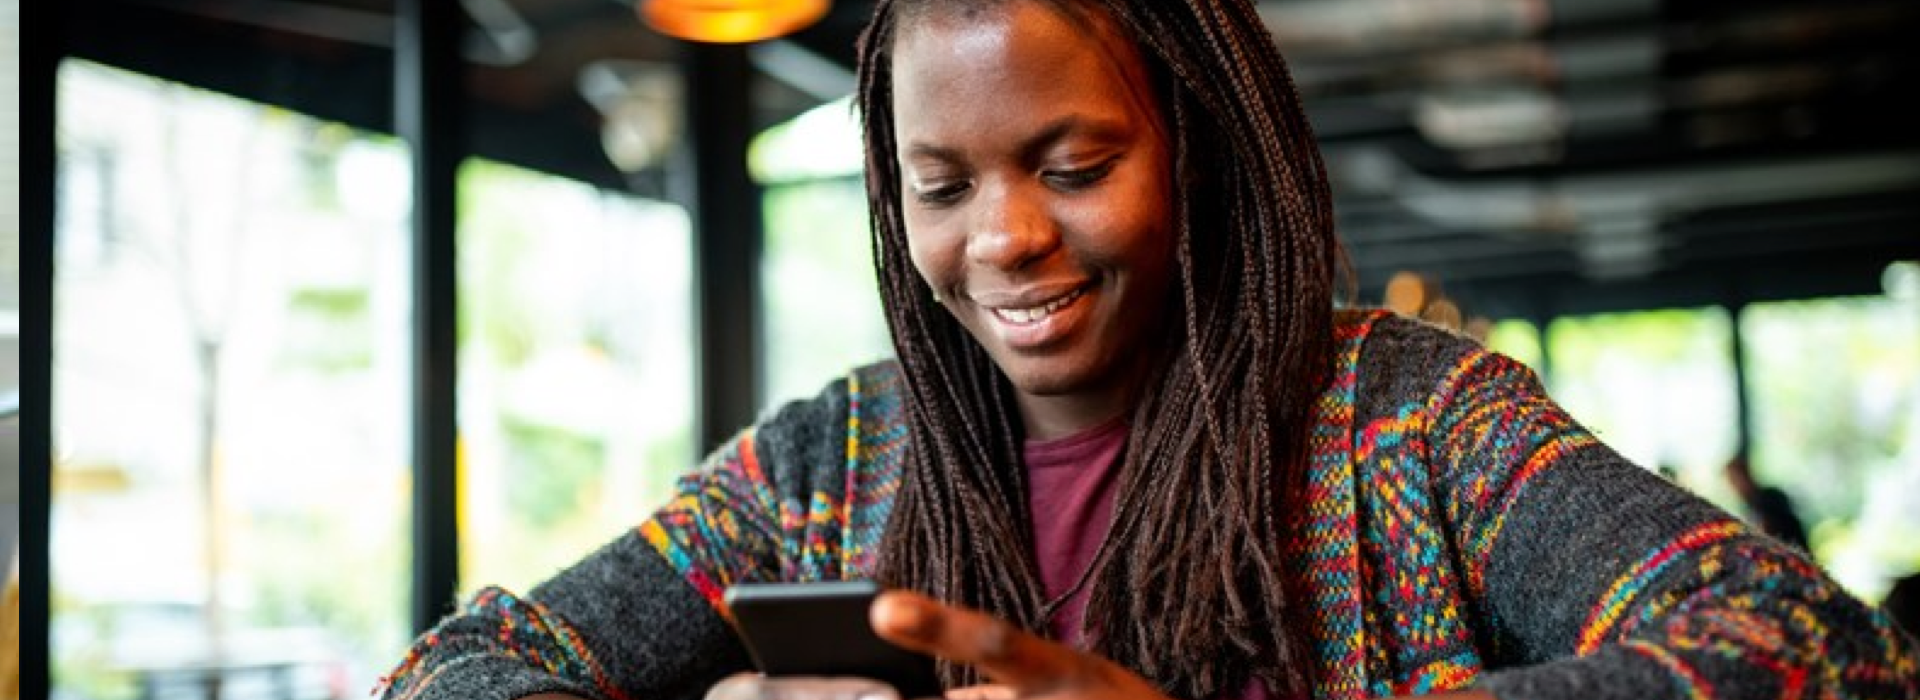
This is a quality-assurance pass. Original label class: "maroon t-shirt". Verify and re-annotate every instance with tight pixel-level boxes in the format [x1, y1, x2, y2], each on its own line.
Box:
[1023, 420, 1281, 700]
[1022, 416, 1129, 647]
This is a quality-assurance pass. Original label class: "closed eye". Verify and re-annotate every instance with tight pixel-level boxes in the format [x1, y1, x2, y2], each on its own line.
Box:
[912, 179, 972, 206]
[1042, 158, 1117, 191]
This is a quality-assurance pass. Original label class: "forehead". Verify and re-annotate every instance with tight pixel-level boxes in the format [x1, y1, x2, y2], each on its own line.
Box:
[888, 0, 1159, 146]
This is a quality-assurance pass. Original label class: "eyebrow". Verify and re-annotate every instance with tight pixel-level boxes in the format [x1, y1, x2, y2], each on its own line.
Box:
[1023, 115, 1131, 155]
[905, 142, 964, 163]
[903, 114, 1133, 164]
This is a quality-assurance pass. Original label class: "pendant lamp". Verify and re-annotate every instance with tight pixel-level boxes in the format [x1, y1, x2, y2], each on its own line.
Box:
[641, 0, 830, 43]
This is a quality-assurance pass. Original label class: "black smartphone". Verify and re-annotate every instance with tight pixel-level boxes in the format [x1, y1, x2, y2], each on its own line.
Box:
[724, 580, 942, 698]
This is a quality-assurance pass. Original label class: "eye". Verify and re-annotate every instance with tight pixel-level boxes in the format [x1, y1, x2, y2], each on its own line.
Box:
[911, 179, 972, 206]
[1042, 158, 1117, 191]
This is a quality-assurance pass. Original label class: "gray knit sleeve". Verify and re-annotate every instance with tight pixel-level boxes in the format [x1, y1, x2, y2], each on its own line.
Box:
[370, 445, 766, 700]
[370, 538, 755, 700]
[371, 375, 865, 700]
[370, 433, 785, 700]
[1381, 320, 1920, 698]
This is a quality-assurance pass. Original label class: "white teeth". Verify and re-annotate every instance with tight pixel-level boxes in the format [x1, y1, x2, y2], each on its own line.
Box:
[993, 289, 1081, 324]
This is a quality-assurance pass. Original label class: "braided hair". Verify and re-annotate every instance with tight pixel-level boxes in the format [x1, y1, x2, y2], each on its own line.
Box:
[854, 0, 1344, 697]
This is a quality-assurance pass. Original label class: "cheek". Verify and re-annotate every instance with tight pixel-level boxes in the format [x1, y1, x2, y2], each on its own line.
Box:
[903, 218, 961, 290]
[1126, 165, 1179, 269]
[1064, 178, 1175, 264]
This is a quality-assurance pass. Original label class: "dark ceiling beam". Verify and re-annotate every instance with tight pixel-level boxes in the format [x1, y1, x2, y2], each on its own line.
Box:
[126, 0, 395, 46]
[71, 0, 395, 126]
[1351, 248, 1582, 287]
[69, 0, 629, 190]
[1440, 252, 1905, 321]
[1348, 186, 1920, 313]
[1350, 237, 1570, 272]
[1345, 190, 1920, 264]
[1349, 212, 1918, 287]
[784, 0, 880, 73]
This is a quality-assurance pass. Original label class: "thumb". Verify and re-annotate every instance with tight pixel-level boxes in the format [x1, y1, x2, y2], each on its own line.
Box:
[870, 591, 1083, 692]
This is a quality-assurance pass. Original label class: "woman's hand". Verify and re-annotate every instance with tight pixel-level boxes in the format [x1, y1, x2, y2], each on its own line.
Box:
[867, 592, 1493, 700]
[704, 591, 1171, 700]
[869, 590, 1172, 700]
[706, 675, 914, 700]
[703, 590, 1495, 700]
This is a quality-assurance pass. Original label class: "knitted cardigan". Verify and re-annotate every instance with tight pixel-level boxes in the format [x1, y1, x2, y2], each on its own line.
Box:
[375, 311, 1919, 700]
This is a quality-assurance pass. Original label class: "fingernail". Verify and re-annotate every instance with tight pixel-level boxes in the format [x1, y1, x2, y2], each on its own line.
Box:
[705, 674, 763, 700]
[877, 593, 929, 636]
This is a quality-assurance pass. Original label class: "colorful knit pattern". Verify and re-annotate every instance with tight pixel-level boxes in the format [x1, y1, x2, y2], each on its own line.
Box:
[640, 310, 1920, 699]
[1423, 348, 1600, 601]
[844, 362, 910, 575]
[374, 587, 630, 700]
[1596, 529, 1920, 696]
[640, 363, 913, 613]
[382, 309, 1920, 700]
[1391, 652, 1482, 697]
[640, 432, 784, 614]
[1284, 311, 1591, 698]
[1579, 521, 1748, 654]
[1287, 310, 1376, 698]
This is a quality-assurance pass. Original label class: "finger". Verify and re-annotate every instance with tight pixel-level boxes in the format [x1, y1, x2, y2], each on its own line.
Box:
[944, 684, 1017, 700]
[870, 591, 1082, 690]
[706, 673, 902, 700]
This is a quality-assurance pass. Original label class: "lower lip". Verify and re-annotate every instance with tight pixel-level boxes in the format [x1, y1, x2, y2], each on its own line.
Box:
[984, 290, 1090, 351]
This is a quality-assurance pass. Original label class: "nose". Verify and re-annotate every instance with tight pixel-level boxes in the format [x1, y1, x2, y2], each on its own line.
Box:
[964, 181, 1057, 271]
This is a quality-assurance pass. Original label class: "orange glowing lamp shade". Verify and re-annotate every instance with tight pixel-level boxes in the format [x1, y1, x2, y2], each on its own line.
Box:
[641, 0, 830, 43]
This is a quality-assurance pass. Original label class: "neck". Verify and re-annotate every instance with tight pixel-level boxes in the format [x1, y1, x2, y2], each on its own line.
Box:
[1015, 352, 1156, 441]
[1016, 390, 1130, 441]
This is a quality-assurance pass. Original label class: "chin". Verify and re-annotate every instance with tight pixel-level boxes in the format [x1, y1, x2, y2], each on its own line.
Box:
[999, 357, 1097, 396]
[1006, 370, 1077, 397]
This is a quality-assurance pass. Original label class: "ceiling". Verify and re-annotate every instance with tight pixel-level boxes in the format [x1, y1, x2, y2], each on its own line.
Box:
[59, 0, 1920, 319]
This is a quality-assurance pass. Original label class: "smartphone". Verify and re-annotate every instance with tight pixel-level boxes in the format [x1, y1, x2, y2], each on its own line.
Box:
[724, 580, 942, 698]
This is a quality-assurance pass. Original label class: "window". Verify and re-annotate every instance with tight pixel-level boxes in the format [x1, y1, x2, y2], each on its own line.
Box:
[53, 61, 410, 698]
[3, 0, 22, 572]
[1539, 292, 1920, 602]
[1741, 289, 1920, 600]
[1483, 318, 1545, 377]
[753, 97, 892, 410]
[1545, 308, 1740, 497]
[455, 160, 696, 594]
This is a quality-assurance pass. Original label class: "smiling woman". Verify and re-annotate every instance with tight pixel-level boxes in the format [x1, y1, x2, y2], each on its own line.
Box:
[890, 0, 1175, 439]
[374, 1, 1920, 699]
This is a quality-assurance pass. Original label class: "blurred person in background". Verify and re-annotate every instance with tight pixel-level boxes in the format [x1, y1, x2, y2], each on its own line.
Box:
[1884, 572, 1920, 641]
[1724, 455, 1811, 552]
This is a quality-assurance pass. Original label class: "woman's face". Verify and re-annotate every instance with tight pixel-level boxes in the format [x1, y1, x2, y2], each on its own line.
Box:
[891, 0, 1176, 437]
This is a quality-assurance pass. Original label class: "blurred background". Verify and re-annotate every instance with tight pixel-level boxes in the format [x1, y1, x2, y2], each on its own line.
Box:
[8, 0, 1919, 697]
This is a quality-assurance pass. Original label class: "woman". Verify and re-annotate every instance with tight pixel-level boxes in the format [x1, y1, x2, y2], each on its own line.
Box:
[376, 0, 1919, 698]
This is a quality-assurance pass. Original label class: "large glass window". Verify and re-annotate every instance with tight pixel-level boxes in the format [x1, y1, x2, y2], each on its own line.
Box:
[455, 161, 697, 595]
[1538, 290, 1920, 603]
[1742, 288, 1920, 600]
[753, 98, 892, 410]
[1483, 319, 1545, 377]
[53, 61, 411, 699]
[1545, 308, 1741, 498]
[4, 0, 22, 573]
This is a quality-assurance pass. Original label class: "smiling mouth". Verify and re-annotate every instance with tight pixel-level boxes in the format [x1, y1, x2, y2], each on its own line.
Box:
[988, 287, 1085, 325]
